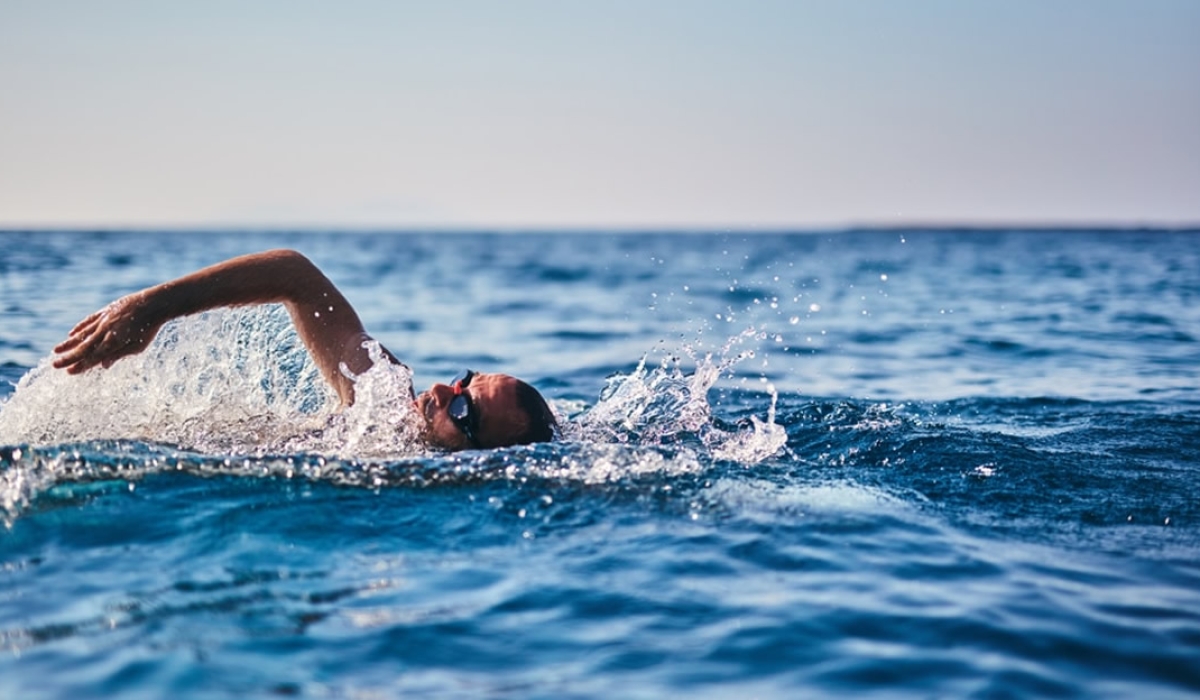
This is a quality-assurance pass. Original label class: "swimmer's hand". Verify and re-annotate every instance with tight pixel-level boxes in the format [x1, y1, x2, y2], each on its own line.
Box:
[52, 292, 164, 374]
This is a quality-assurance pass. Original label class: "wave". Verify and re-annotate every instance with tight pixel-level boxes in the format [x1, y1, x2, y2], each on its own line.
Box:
[0, 310, 787, 520]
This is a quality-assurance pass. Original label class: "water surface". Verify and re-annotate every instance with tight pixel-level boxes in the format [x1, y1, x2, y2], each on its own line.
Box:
[2, 230, 1198, 698]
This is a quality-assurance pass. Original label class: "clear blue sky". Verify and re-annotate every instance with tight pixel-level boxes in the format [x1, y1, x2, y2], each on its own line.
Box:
[2, 0, 1197, 229]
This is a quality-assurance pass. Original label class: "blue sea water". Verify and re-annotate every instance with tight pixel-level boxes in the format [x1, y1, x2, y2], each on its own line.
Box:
[1, 229, 1199, 698]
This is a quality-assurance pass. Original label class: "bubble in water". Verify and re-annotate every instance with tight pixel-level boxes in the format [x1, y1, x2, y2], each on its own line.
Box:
[569, 329, 786, 467]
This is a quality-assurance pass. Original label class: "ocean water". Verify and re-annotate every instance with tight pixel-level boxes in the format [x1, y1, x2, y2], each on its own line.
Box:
[1, 229, 1198, 698]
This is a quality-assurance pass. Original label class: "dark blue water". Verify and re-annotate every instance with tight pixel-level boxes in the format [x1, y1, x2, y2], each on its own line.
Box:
[2, 230, 1199, 698]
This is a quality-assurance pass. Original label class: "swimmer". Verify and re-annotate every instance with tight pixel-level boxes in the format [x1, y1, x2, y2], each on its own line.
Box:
[51, 249, 557, 450]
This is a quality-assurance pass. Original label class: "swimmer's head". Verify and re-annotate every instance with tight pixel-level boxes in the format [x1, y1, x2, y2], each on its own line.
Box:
[415, 371, 557, 451]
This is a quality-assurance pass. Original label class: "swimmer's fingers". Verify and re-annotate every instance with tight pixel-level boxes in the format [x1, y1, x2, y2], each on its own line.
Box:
[57, 333, 133, 374]
[53, 304, 111, 355]
[51, 328, 109, 373]
[54, 299, 125, 363]
[53, 294, 163, 374]
[69, 308, 106, 336]
[53, 309, 107, 361]
[54, 319, 101, 354]
[57, 326, 161, 375]
[53, 316, 125, 372]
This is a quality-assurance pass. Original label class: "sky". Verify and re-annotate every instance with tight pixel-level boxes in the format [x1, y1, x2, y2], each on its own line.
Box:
[1, 0, 1198, 229]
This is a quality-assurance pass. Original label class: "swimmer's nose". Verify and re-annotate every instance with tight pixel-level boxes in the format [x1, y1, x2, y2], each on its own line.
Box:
[428, 383, 454, 406]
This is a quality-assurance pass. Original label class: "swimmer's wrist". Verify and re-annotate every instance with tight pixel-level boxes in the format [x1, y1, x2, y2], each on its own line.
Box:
[140, 282, 188, 326]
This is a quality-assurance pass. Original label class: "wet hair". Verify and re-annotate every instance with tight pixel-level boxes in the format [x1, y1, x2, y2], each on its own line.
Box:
[509, 379, 558, 446]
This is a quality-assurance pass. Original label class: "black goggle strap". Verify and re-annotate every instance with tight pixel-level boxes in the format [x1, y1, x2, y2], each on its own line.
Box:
[450, 369, 475, 390]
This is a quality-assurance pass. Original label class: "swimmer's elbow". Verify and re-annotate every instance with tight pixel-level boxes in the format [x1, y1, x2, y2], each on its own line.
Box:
[261, 250, 327, 293]
[263, 248, 316, 269]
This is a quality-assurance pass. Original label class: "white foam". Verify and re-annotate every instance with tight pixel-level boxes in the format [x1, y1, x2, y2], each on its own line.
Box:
[0, 315, 787, 521]
[570, 327, 787, 465]
[0, 306, 425, 458]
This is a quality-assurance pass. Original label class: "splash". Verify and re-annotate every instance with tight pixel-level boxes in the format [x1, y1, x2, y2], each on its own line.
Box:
[0, 306, 424, 458]
[0, 311, 785, 522]
[571, 326, 787, 465]
[0, 308, 785, 467]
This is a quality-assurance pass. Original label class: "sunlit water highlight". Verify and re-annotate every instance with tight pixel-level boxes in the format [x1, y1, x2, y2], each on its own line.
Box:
[1, 230, 1198, 698]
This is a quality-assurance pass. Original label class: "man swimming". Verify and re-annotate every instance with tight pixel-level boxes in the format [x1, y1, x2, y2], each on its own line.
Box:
[51, 249, 557, 451]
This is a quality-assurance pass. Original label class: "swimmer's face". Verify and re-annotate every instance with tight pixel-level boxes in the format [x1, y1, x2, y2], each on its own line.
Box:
[415, 372, 530, 450]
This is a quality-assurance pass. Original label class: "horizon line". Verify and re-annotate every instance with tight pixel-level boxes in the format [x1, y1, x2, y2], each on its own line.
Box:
[2, 220, 1198, 235]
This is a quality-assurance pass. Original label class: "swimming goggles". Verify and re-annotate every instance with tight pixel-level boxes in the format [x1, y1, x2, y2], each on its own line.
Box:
[448, 369, 481, 448]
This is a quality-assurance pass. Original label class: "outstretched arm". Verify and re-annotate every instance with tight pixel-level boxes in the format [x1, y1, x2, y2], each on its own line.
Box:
[52, 249, 395, 406]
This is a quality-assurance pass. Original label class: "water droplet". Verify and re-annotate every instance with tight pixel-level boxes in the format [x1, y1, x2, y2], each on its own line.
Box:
[789, 316, 799, 325]
[314, 311, 321, 318]
[880, 274, 888, 281]
[809, 303, 821, 312]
